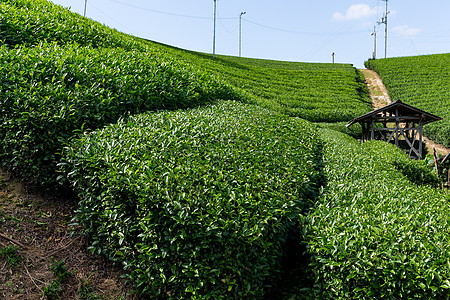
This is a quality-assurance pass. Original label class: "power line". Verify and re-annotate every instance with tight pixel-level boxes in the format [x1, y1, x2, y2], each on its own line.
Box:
[87, 1, 135, 34]
[88, 0, 371, 39]
[302, 0, 379, 61]
[213, 0, 217, 58]
[106, 0, 236, 20]
[242, 18, 366, 36]
[218, 11, 238, 33]
[100, 0, 368, 37]
[393, 14, 422, 56]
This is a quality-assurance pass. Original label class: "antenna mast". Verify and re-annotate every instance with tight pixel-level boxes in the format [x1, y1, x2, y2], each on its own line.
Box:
[239, 12, 246, 57]
[371, 26, 377, 59]
[213, 0, 217, 59]
[378, 0, 389, 58]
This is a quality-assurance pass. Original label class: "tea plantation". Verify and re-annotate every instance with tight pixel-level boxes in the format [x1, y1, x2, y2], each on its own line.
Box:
[366, 54, 450, 147]
[61, 101, 323, 298]
[306, 130, 450, 299]
[2, 0, 450, 298]
[151, 48, 372, 123]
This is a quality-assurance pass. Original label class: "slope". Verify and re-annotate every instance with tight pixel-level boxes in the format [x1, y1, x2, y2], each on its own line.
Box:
[0, 0, 371, 192]
[3, 0, 447, 299]
[366, 54, 450, 147]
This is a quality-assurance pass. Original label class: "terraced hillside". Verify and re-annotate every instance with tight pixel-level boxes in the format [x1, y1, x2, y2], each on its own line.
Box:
[366, 54, 450, 147]
[0, 0, 371, 191]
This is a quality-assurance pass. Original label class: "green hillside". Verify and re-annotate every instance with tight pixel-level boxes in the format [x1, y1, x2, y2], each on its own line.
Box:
[0, 0, 371, 190]
[2, 0, 450, 299]
[149, 48, 372, 123]
[366, 54, 450, 146]
[1, 0, 372, 122]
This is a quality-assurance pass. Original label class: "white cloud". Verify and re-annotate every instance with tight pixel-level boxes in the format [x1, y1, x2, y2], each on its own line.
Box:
[392, 25, 422, 37]
[333, 4, 378, 21]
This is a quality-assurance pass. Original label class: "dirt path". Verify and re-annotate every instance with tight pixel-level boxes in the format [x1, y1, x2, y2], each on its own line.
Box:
[359, 69, 392, 109]
[360, 69, 450, 156]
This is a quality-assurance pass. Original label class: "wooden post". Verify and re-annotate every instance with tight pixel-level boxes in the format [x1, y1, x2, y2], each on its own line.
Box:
[446, 168, 450, 189]
[395, 120, 399, 147]
[418, 120, 423, 159]
[447, 168, 450, 190]
[371, 120, 375, 140]
[363, 122, 369, 142]
[395, 108, 399, 147]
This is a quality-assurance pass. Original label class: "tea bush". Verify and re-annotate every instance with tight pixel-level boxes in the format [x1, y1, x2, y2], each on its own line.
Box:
[61, 101, 324, 298]
[0, 43, 237, 190]
[0, 0, 139, 50]
[0, 0, 369, 193]
[151, 48, 373, 123]
[304, 129, 450, 298]
[1, 0, 372, 125]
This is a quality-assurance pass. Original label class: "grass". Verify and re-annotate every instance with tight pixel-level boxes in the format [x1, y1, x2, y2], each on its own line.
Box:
[0, 245, 21, 267]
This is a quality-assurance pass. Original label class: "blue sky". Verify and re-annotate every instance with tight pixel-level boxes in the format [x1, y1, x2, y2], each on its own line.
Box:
[49, 0, 450, 68]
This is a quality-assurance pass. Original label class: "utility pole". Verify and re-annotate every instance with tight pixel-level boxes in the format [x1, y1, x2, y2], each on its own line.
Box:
[331, 52, 335, 64]
[239, 12, 246, 57]
[213, 0, 217, 59]
[371, 26, 377, 59]
[84, 0, 87, 17]
[377, 0, 389, 58]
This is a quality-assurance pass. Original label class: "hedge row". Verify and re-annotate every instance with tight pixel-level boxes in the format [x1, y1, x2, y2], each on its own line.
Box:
[304, 129, 450, 298]
[60, 101, 324, 298]
[1, 0, 372, 125]
[0, 0, 140, 50]
[0, 43, 238, 190]
[152, 47, 373, 123]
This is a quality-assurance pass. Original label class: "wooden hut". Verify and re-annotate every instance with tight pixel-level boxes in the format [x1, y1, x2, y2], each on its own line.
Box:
[346, 100, 442, 159]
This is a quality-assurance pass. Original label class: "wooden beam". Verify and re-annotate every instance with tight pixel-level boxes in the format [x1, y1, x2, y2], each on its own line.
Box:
[371, 116, 426, 121]
[395, 122, 399, 147]
[371, 120, 375, 140]
[386, 128, 396, 143]
[373, 127, 420, 131]
[399, 128, 421, 158]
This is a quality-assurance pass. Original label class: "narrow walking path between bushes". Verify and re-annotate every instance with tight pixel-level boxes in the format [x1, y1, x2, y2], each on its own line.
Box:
[360, 69, 450, 156]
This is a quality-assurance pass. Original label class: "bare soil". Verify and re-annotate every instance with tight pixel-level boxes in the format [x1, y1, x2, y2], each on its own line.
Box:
[0, 169, 140, 300]
[359, 69, 392, 109]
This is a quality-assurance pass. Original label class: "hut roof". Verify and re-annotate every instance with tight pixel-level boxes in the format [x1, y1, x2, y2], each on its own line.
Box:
[346, 100, 442, 128]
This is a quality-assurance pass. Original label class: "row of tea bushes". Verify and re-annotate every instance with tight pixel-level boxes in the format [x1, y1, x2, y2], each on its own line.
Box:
[60, 101, 324, 298]
[304, 129, 450, 298]
[1, 0, 372, 125]
[0, 0, 140, 50]
[149, 46, 373, 123]
[0, 43, 238, 190]
[365, 54, 450, 147]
